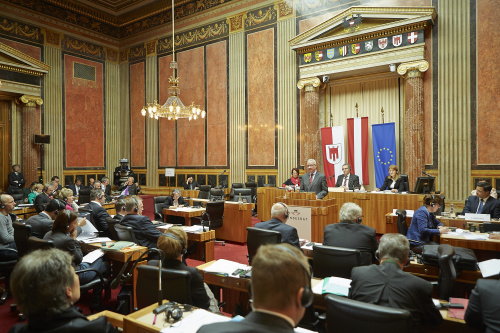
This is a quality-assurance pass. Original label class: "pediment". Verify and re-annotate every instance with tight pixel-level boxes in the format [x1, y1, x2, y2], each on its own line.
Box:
[0, 42, 50, 76]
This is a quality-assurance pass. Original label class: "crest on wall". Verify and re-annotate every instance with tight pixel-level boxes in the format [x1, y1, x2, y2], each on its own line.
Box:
[392, 35, 402, 47]
[342, 14, 362, 33]
[339, 45, 348, 56]
[365, 40, 373, 51]
[351, 43, 360, 54]
[315, 51, 323, 61]
[327, 48, 335, 59]
[378, 37, 387, 49]
[408, 31, 418, 44]
[304, 53, 312, 62]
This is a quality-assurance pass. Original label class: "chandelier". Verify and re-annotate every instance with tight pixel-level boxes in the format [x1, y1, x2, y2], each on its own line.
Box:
[141, 0, 206, 121]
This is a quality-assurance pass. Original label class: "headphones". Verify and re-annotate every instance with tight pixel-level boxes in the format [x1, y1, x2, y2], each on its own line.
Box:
[277, 202, 289, 219]
[0, 197, 5, 209]
[54, 199, 66, 215]
[429, 194, 435, 207]
[163, 232, 187, 255]
[275, 245, 313, 307]
[65, 209, 72, 229]
[132, 197, 139, 212]
[356, 216, 363, 224]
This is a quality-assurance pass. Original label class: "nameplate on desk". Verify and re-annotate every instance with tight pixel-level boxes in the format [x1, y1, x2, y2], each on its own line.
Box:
[464, 213, 491, 222]
[328, 187, 345, 192]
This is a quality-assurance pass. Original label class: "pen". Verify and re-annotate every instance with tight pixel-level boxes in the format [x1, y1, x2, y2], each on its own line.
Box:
[153, 314, 157, 325]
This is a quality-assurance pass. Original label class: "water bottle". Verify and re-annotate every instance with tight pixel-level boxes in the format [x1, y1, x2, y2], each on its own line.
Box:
[238, 193, 243, 204]
[449, 204, 454, 217]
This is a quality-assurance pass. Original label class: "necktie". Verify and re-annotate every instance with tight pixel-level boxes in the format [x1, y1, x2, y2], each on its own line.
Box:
[343, 177, 348, 187]
[124, 186, 129, 196]
[309, 174, 313, 186]
[477, 199, 484, 214]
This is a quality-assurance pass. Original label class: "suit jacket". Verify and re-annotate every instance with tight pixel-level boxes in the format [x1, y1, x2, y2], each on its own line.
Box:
[113, 213, 125, 222]
[349, 260, 442, 332]
[254, 218, 301, 249]
[43, 231, 83, 267]
[8, 172, 25, 188]
[335, 173, 360, 190]
[197, 311, 295, 333]
[184, 180, 200, 190]
[9, 306, 114, 333]
[465, 279, 500, 333]
[117, 183, 139, 195]
[462, 196, 500, 218]
[161, 196, 188, 209]
[68, 184, 82, 196]
[322, 221, 378, 266]
[102, 184, 111, 196]
[162, 259, 210, 310]
[88, 201, 111, 236]
[34, 192, 51, 214]
[406, 205, 443, 245]
[379, 176, 406, 192]
[119, 214, 162, 249]
[26, 212, 53, 239]
[300, 172, 328, 199]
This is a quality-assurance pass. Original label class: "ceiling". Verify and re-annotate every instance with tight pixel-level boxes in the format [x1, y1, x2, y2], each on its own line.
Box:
[75, 0, 161, 15]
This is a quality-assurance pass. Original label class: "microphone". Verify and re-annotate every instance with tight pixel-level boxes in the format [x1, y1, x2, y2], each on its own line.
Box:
[218, 170, 226, 176]
[327, 174, 335, 181]
[422, 171, 435, 178]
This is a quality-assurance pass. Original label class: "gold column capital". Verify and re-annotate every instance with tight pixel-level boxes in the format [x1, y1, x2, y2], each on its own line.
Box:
[297, 77, 321, 92]
[397, 60, 429, 78]
[19, 95, 43, 106]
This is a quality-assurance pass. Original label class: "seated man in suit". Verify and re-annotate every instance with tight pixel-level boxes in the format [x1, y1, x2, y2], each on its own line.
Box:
[161, 189, 189, 225]
[101, 177, 112, 196]
[118, 176, 140, 196]
[7, 164, 26, 194]
[299, 158, 328, 199]
[462, 181, 500, 218]
[349, 233, 442, 332]
[34, 182, 58, 213]
[68, 177, 83, 197]
[87, 189, 111, 237]
[255, 202, 301, 249]
[323, 202, 378, 265]
[465, 278, 500, 332]
[113, 199, 126, 222]
[184, 176, 200, 190]
[88, 177, 95, 189]
[335, 163, 360, 190]
[120, 196, 162, 250]
[26, 199, 62, 238]
[51, 176, 63, 191]
[198, 244, 310, 332]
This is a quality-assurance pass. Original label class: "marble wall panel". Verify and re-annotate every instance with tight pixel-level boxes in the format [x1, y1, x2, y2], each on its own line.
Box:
[177, 46, 206, 166]
[64, 54, 104, 168]
[158, 54, 177, 167]
[477, 0, 500, 164]
[0, 37, 41, 60]
[206, 40, 228, 166]
[424, 28, 433, 165]
[130, 62, 146, 167]
[247, 28, 275, 166]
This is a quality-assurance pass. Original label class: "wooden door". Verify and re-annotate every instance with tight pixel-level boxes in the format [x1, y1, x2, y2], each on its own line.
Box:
[0, 101, 11, 192]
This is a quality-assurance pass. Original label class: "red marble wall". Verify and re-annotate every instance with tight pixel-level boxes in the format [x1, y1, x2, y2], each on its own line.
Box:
[130, 62, 146, 167]
[477, 0, 500, 164]
[177, 47, 206, 166]
[206, 41, 228, 166]
[247, 28, 275, 166]
[64, 54, 104, 168]
[0, 37, 41, 60]
[423, 27, 433, 165]
[158, 54, 177, 166]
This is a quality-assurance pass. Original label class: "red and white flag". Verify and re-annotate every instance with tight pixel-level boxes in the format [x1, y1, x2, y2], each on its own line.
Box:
[321, 126, 345, 187]
[347, 117, 370, 185]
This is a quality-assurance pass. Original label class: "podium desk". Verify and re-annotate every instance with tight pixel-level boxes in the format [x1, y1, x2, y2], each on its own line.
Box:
[81, 241, 147, 263]
[162, 207, 205, 226]
[216, 201, 254, 243]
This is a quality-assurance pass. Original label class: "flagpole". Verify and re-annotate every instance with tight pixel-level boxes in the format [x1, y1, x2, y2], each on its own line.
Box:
[381, 107, 385, 124]
[355, 103, 358, 117]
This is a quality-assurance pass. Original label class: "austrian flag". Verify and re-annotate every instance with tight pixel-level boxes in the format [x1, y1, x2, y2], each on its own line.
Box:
[347, 117, 370, 185]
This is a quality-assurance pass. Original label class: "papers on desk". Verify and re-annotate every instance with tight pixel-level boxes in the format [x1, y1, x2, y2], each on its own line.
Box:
[76, 232, 98, 241]
[79, 237, 112, 244]
[392, 209, 414, 217]
[160, 309, 231, 333]
[462, 233, 488, 240]
[447, 228, 464, 236]
[478, 259, 500, 277]
[82, 249, 104, 264]
[301, 242, 321, 251]
[312, 277, 351, 297]
[183, 225, 205, 233]
[16, 204, 33, 207]
[203, 259, 250, 277]
[80, 218, 98, 233]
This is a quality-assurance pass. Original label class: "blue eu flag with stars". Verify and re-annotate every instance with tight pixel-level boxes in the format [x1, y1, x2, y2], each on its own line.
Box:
[372, 123, 397, 188]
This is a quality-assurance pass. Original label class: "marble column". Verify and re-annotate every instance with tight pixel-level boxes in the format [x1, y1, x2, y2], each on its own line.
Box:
[297, 77, 321, 167]
[20, 95, 43, 184]
[397, 60, 429, 187]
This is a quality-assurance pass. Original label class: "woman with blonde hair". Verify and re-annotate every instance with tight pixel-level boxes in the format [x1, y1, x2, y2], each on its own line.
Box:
[27, 183, 44, 204]
[58, 187, 79, 212]
[376, 164, 405, 193]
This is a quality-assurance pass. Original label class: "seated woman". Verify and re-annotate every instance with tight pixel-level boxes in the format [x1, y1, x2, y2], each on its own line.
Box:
[376, 164, 406, 192]
[58, 188, 79, 212]
[406, 194, 449, 252]
[27, 183, 43, 204]
[282, 168, 300, 188]
[156, 227, 217, 311]
[43, 210, 108, 284]
[9, 248, 114, 333]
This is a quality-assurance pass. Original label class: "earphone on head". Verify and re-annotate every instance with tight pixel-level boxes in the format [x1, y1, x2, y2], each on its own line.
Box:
[65, 209, 72, 229]
[430, 194, 435, 207]
[277, 202, 289, 219]
[275, 245, 313, 308]
[132, 197, 139, 212]
[163, 232, 187, 255]
[0, 199, 5, 209]
[54, 199, 66, 215]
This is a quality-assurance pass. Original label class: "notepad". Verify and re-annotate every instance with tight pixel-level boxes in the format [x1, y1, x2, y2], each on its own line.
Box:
[82, 249, 104, 264]
[101, 241, 135, 251]
[320, 277, 351, 297]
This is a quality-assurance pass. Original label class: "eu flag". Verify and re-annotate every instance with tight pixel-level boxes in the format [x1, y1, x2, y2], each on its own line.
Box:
[372, 123, 397, 188]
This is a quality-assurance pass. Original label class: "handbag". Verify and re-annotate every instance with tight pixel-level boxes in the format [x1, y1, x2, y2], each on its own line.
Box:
[421, 245, 478, 271]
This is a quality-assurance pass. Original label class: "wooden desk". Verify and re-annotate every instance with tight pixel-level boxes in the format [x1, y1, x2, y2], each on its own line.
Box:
[162, 207, 205, 226]
[102, 202, 116, 215]
[124, 300, 173, 333]
[440, 233, 500, 252]
[216, 202, 254, 243]
[80, 241, 148, 263]
[157, 225, 216, 262]
[386, 214, 500, 233]
[88, 310, 124, 329]
[12, 206, 37, 220]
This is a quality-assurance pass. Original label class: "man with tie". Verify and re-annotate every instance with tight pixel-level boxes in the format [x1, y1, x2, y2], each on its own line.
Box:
[335, 163, 360, 190]
[7, 164, 26, 194]
[68, 177, 82, 196]
[34, 182, 58, 213]
[118, 176, 140, 196]
[101, 177, 111, 196]
[462, 181, 500, 218]
[299, 159, 328, 199]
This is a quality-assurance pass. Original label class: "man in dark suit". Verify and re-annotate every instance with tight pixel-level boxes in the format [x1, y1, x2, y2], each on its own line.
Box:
[198, 244, 309, 333]
[34, 182, 58, 213]
[335, 163, 360, 190]
[87, 189, 111, 237]
[25, 199, 61, 238]
[68, 177, 83, 196]
[113, 199, 126, 222]
[51, 176, 63, 191]
[120, 196, 162, 249]
[7, 164, 26, 193]
[465, 278, 500, 333]
[161, 189, 188, 225]
[323, 202, 378, 265]
[462, 181, 500, 218]
[118, 176, 140, 196]
[184, 176, 200, 190]
[299, 158, 328, 199]
[349, 233, 442, 332]
[255, 202, 301, 249]
[101, 177, 112, 196]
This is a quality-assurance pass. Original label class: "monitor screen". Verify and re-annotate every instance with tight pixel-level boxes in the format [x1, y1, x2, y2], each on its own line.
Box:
[414, 176, 435, 194]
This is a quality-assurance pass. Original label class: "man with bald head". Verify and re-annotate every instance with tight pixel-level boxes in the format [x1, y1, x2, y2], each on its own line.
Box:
[0, 194, 17, 262]
[254, 202, 300, 249]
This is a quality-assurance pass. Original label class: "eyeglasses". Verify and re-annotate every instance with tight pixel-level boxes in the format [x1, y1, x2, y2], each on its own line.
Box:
[342, 167, 349, 170]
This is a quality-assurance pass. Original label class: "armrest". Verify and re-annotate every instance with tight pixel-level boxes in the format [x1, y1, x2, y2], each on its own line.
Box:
[76, 267, 106, 286]
[87, 310, 124, 329]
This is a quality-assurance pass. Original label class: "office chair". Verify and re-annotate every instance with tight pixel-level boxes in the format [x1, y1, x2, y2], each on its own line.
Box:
[0, 249, 18, 305]
[209, 188, 224, 201]
[229, 183, 244, 201]
[78, 188, 91, 205]
[232, 188, 253, 203]
[153, 196, 168, 221]
[246, 227, 281, 265]
[114, 224, 138, 243]
[28, 236, 55, 251]
[325, 294, 411, 333]
[396, 209, 425, 247]
[198, 185, 211, 200]
[194, 201, 225, 245]
[105, 217, 119, 241]
[436, 244, 456, 300]
[245, 182, 258, 204]
[400, 174, 410, 192]
[13, 222, 32, 258]
[312, 244, 361, 279]
[135, 264, 192, 310]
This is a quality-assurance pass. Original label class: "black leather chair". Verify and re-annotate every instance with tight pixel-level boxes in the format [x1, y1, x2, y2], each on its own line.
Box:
[325, 294, 411, 333]
[135, 264, 192, 310]
[245, 182, 258, 203]
[400, 174, 410, 192]
[312, 244, 361, 279]
[154, 196, 168, 221]
[13, 222, 32, 257]
[114, 224, 138, 243]
[437, 244, 456, 300]
[11, 193, 24, 205]
[0, 249, 18, 305]
[28, 236, 55, 251]
[198, 185, 211, 200]
[209, 188, 224, 201]
[229, 183, 244, 201]
[78, 188, 91, 205]
[246, 227, 281, 265]
[232, 188, 253, 203]
[105, 217, 119, 241]
[194, 201, 225, 245]
[396, 209, 424, 246]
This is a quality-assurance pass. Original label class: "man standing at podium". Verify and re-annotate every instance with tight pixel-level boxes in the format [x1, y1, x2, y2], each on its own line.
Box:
[300, 159, 328, 200]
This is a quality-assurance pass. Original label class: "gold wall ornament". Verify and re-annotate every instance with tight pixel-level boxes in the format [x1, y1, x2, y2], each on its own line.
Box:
[397, 60, 429, 77]
[297, 77, 321, 92]
[19, 94, 43, 106]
